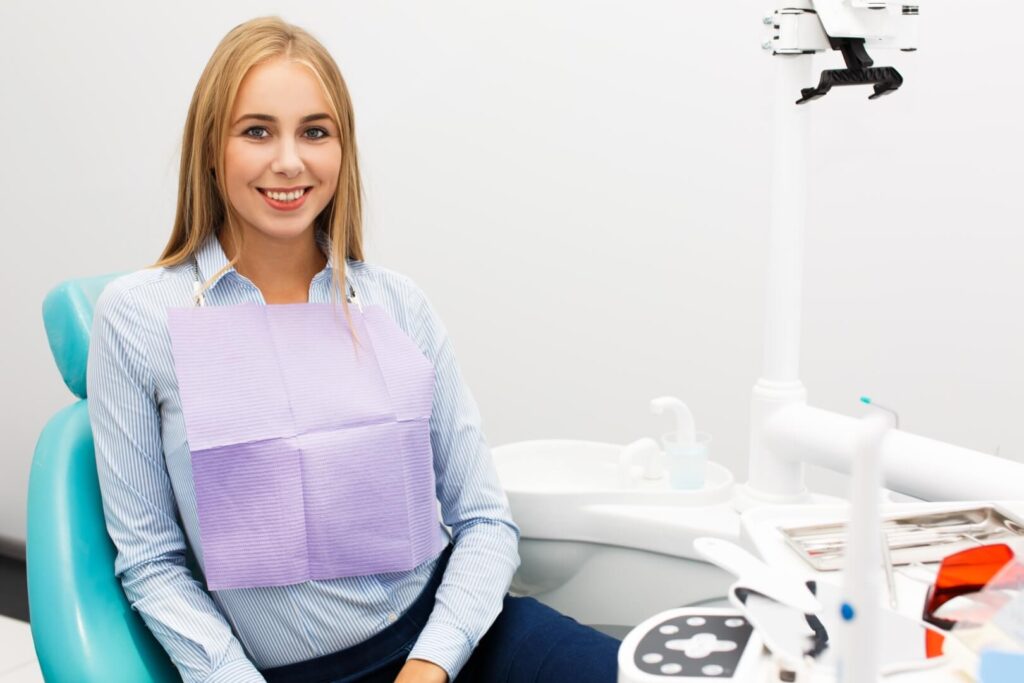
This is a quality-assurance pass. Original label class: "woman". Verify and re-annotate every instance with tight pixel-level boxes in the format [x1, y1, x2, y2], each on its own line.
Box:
[87, 15, 619, 683]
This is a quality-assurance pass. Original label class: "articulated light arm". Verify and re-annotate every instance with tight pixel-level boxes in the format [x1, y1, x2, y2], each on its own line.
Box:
[741, 0, 1024, 506]
[762, 404, 1024, 501]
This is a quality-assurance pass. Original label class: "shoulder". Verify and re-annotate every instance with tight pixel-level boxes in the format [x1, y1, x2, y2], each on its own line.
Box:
[344, 260, 449, 351]
[94, 263, 190, 326]
[99, 267, 167, 299]
[344, 260, 430, 313]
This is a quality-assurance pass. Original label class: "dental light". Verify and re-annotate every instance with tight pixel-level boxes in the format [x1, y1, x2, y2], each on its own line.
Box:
[767, 0, 919, 102]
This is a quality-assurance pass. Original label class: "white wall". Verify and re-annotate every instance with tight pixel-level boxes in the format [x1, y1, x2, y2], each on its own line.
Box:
[2, 1, 1021, 549]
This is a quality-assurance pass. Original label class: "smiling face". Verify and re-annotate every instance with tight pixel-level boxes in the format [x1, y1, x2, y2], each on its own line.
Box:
[222, 57, 342, 246]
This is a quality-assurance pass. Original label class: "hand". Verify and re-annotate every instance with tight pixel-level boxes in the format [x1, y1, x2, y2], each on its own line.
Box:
[394, 658, 449, 683]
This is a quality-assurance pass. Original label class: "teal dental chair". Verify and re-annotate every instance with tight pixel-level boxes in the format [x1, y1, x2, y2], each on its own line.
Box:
[28, 275, 181, 682]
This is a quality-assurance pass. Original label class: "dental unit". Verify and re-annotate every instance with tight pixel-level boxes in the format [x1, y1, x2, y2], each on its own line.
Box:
[494, 1, 1024, 681]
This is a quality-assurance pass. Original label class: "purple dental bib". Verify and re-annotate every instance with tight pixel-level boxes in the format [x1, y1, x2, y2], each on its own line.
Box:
[166, 300, 445, 591]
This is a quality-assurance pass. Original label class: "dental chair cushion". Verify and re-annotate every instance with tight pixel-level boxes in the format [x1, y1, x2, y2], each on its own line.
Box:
[32, 271, 181, 681]
[42, 274, 124, 398]
[28, 401, 181, 683]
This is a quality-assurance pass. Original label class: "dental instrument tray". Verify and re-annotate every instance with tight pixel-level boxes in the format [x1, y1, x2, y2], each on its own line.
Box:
[780, 505, 1024, 571]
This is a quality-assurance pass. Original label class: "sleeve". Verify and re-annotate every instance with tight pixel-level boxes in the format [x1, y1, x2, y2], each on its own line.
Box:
[403, 283, 522, 681]
[87, 281, 266, 683]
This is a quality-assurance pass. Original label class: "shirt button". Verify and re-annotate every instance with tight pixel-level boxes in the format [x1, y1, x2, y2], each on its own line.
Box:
[387, 612, 398, 623]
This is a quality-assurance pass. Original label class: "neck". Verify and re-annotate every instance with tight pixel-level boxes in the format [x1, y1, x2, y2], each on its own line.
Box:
[218, 227, 327, 304]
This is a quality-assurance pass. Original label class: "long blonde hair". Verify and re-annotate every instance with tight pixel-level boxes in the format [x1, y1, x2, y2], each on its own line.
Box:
[154, 16, 363, 320]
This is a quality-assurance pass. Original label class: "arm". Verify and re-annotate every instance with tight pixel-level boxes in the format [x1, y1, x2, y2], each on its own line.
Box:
[403, 284, 522, 681]
[88, 280, 265, 683]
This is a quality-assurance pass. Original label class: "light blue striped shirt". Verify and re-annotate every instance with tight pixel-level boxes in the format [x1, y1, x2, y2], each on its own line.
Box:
[86, 232, 521, 682]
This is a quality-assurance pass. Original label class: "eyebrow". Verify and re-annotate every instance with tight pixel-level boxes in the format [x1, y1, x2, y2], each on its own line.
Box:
[233, 113, 334, 126]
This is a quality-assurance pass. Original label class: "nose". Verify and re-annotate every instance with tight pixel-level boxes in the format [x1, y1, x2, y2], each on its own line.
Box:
[269, 136, 303, 178]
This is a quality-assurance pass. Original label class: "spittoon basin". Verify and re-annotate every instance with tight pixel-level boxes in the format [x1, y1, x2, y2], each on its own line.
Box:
[491, 440, 739, 626]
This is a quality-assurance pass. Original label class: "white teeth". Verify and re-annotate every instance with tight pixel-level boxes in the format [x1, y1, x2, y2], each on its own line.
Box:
[265, 188, 306, 201]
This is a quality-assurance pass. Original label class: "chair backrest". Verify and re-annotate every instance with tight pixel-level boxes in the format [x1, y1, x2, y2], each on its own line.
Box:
[28, 274, 181, 682]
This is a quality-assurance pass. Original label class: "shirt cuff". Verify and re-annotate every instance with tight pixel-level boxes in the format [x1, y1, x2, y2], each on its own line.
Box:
[205, 656, 266, 683]
[407, 621, 474, 682]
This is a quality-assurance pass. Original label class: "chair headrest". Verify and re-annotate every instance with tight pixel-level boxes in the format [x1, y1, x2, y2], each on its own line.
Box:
[43, 274, 124, 399]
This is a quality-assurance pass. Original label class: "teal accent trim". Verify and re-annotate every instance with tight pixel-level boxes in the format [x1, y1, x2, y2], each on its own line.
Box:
[41, 274, 125, 399]
[859, 396, 872, 405]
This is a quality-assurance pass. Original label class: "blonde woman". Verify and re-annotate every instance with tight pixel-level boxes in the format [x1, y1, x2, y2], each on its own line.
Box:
[87, 16, 619, 683]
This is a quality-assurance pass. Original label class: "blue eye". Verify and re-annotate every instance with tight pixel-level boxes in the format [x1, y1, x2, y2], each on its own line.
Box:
[241, 126, 329, 140]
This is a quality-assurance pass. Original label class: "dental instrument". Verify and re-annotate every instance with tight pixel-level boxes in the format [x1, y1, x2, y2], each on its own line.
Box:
[858, 397, 900, 608]
[780, 506, 1024, 571]
[859, 396, 900, 430]
[836, 403, 895, 683]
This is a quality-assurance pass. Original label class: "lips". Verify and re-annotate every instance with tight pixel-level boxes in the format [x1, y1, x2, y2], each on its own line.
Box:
[259, 186, 312, 211]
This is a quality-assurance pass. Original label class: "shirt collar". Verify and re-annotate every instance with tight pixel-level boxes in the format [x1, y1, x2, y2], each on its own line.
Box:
[194, 231, 233, 290]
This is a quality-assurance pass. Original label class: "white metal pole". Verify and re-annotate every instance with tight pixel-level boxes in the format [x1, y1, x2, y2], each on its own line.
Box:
[839, 410, 890, 683]
[742, 28, 817, 503]
[762, 53, 812, 384]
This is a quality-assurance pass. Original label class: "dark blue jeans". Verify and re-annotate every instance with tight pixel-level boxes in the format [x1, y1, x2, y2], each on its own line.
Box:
[261, 545, 619, 683]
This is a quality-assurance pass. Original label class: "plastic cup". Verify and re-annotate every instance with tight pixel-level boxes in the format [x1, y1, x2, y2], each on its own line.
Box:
[662, 431, 711, 490]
